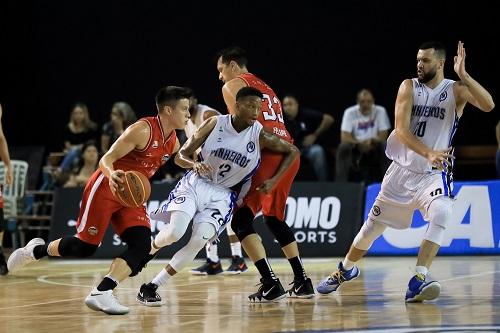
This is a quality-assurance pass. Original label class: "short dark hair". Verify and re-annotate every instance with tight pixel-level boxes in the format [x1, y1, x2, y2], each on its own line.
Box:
[155, 86, 192, 109]
[419, 41, 446, 59]
[236, 87, 263, 101]
[217, 46, 248, 67]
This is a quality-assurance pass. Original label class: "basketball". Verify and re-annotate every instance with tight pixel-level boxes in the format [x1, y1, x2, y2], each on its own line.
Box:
[114, 170, 151, 207]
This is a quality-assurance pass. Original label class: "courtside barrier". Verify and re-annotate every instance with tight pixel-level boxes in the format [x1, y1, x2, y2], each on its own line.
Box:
[50, 182, 364, 258]
[365, 180, 500, 255]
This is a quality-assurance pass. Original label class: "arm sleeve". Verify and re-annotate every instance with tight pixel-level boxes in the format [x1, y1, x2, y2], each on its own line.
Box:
[340, 108, 353, 133]
[376, 106, 391, 131]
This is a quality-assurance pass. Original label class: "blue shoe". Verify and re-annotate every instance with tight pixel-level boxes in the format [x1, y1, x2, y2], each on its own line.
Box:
[316, 262, 360, 294]
[405, 274, 441, 303]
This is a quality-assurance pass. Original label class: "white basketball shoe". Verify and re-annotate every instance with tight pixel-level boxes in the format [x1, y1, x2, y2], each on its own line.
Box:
[7, 238, 45, 273]
[85, 287, 129, 315]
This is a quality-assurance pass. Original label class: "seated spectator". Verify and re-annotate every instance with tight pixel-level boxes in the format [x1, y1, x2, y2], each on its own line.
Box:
[336, 89, 390, 183]
[59, 103, 98, 172]
[283, 94, 334, 181]
[496, 120, 500, 178]
[101, 102, 136, 153]
[64, 142, 99, 187]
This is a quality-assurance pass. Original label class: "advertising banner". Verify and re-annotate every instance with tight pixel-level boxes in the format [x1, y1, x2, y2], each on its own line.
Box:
[50, 182, 364, 258]
[365, 180, 500, 255]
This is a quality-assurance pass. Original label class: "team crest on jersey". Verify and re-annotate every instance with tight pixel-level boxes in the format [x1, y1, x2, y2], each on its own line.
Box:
[161, 154, 170, 162]
[439, 91, 448, 102]
[152, 140, 159, 148]
[372, 205, 381, 216]
[87, 226, 98, 236]
[174, 196, 186, 204]
[246, 141, 255, 153]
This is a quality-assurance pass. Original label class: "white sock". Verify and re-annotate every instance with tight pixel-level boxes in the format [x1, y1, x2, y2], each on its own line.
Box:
[230, 242, 242, 257]
[415, 265, 428, 276]
[152, 268, 172, 287]
[208, 244, 219, 262]
[342, 258, 356, 270]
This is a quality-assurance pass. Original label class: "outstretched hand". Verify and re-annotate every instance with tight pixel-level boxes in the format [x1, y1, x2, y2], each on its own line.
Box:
[454, 41, 467, 80]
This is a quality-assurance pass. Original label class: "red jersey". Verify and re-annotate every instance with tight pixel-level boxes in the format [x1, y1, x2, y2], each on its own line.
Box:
[113, 116, 177, 178]
[238, 73, 293, 143]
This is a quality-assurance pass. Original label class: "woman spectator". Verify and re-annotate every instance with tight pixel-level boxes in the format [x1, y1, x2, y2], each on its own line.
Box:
[101, 102, 136, 153]
[64, 141, 99, 187]
[60, 103, 98, 172]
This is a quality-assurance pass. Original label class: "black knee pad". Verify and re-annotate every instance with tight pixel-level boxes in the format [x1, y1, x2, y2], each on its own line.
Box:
[264, 216, 296, 247]
[0, 208, 5, 233]
[231, 206, 256, 241]
[59, 236, 98, 257]
[118, 226, 152, 277]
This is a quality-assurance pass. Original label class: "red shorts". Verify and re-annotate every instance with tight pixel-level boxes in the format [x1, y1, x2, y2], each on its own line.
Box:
[75, 170, 150, 245]
[242, 151, 299, 221]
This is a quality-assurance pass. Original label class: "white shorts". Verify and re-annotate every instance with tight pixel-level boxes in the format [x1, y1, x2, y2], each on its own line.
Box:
[159, 171, 236, 236]
[368, 162, 454, 229]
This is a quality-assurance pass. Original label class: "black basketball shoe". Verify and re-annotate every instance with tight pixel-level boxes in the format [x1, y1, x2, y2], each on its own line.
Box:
[190, 259, 223, 275]
[248, 278, 287, 303]
[137, 283, 162, 306]
[225, 256, 248, 274]
[287, 277, 315, 298]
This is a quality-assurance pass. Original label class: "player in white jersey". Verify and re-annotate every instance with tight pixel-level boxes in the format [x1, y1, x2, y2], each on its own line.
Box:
[317, 41, 494, 302]
[184, 94, 249, 275]
[136, 87, 299, 305]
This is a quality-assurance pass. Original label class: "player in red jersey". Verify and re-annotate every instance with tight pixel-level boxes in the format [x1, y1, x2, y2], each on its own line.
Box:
[0, 103, 13, 275]
[216, 47, 315, 302]
[7, 86, 191, 314]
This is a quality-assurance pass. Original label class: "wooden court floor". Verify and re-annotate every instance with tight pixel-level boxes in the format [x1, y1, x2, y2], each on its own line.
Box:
[1, 257, 500, 333]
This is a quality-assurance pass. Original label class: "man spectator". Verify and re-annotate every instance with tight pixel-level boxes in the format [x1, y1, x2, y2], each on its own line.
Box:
[336, 89, 391, 182]
[282, 94, 334, 181]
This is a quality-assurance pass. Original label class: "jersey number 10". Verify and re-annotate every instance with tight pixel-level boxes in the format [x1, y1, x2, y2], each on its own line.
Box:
[413, 121, 427, 137]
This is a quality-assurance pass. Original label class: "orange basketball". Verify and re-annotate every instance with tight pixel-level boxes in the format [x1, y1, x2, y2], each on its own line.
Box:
[114, 170, 151, 208]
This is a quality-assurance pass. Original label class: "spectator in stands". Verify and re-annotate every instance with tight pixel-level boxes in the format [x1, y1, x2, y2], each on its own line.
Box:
[496, 120, 500, 178]
[59, 103, 98, 172]
[101, 102, 136, 153]
[336, 89, 391, 182]
[282, 94, 334, 181]
[64, 141, 99, 187]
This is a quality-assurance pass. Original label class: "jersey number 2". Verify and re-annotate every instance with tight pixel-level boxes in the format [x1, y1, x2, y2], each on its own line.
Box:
[262, 94, 284, 123]
[218, 164, 231, 177]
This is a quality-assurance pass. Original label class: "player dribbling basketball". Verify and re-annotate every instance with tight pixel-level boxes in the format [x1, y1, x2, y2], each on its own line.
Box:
[7, 86, 191, 315]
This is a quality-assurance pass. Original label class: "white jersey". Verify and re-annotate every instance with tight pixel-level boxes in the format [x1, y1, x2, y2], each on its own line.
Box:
[386, 78, 459, 173]
[185, 104, 219, 139]
[198, 115, 262, 188]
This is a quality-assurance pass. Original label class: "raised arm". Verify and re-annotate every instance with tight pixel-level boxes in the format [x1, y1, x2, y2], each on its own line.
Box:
[257, 130, 299, 193]
[453, 41, 495, 113]
[99, 120, 150, 194]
